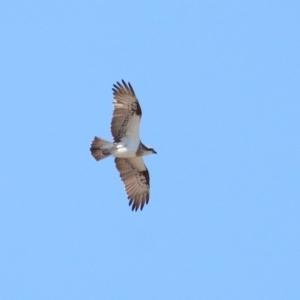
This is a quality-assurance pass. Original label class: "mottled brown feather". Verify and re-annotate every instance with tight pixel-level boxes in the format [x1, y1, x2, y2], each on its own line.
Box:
[90, 136, 111, 161]
[111, 80, 142, 142]
[114, 157, 150, 211]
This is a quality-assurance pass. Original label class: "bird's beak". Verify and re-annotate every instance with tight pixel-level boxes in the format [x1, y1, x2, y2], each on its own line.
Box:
[153, 150, 157, 154]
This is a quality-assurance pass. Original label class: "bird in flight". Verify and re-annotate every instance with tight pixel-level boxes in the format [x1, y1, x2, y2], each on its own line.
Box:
[90, 80, 156, 211]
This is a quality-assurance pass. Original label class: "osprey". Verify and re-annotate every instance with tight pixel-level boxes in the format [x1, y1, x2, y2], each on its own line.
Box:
[90, 80, 156, 211]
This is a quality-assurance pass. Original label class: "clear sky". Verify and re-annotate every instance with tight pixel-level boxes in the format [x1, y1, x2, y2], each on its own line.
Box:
[1, 1, 299, 299]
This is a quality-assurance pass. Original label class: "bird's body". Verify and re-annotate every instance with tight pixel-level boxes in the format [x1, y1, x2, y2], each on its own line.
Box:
[90, 80, 156, 211]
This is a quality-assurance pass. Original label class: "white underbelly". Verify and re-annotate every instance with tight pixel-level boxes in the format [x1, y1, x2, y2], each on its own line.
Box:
[113, 147, 136, 158]
[112, 139, 139, 158]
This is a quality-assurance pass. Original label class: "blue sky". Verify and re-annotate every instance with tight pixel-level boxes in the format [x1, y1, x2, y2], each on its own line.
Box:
[1, 1, 299, 299]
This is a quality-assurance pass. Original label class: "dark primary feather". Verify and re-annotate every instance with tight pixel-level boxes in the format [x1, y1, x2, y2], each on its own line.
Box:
[114, 157, 150, 211]
[110, 80, 142, 142]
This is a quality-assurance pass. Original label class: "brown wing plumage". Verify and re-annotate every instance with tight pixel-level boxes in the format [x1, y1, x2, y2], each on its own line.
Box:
[115, 157, 150, 211]
[111, 80, 142, 142]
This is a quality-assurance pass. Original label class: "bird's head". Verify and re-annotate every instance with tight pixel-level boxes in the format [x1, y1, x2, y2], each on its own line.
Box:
[149, 147, 157, 155]
[144, 146, 157, 155]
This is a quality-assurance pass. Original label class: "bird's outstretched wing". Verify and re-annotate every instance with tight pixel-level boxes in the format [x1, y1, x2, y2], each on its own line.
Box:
[115, 157, 150, 211]
[111, 80, 142, 143]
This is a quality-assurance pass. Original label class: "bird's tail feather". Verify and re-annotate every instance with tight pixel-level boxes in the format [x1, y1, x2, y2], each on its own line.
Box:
[90, 136, 114, 161]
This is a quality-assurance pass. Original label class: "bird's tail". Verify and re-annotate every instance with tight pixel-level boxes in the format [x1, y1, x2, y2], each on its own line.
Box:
[90, 136, 114, 161]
